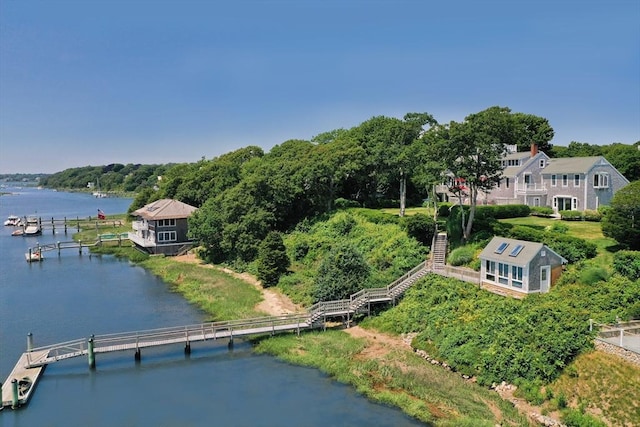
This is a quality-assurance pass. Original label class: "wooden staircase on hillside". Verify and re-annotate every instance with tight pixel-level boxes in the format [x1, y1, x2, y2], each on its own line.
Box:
[431, 232, 448, 270]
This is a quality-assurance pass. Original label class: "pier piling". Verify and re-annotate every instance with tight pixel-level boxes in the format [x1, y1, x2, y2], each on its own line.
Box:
[88, 337, 95, 369]
[27, 333, 33, 352]
[11, 379, 18, 409]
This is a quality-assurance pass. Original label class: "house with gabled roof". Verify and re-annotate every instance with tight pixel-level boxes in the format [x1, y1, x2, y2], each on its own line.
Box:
[129, 199, 197, 256]
[485, 144, 629, 212]
[478, 236, 567, 297]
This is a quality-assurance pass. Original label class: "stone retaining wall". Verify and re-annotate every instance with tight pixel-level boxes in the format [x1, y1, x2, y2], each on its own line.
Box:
[595, 340, 640, 366]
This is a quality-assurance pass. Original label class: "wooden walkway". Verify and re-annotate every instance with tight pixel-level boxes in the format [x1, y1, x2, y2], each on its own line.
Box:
[25, 234, 130, 259]
[2, 261, 430, 409]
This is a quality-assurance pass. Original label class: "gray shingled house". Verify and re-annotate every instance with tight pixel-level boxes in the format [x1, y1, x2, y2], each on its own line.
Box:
[438, 144, 630, 212]
[478, 237, 567, 297]
[129, 199, 198, 256]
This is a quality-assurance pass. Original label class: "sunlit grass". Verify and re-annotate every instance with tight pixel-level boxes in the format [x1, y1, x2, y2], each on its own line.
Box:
[499, 217, 620, 267]
[253, 330, 529, 426]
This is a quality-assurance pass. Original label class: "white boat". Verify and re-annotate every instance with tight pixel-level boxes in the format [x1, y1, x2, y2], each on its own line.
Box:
[4, 215, 21, 226]
[25, 250, 43, 262]
[23, 217, 42, 236]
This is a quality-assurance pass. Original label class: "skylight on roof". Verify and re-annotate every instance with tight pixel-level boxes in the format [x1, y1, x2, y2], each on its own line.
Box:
[495, 242, 509, 254]
[509, 244, 524, 257]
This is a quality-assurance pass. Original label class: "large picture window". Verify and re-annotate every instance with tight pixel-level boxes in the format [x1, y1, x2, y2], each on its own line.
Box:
[157, 219, 176, 227]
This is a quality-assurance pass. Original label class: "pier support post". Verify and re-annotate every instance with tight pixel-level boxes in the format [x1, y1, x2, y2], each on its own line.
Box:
[79, 241, 82, 255]
[135, 348, 141, 362]
[228, 337, 234, 350]
[185, 342, 191, 355]
[27, 333, 33, 352]
[11, 379, 19, 409]
[88, 337, 96, 369]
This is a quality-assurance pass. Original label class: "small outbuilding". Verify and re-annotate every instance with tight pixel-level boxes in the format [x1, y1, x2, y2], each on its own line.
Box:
[129, 199, 197, 256]
[478, 236, 567, 297]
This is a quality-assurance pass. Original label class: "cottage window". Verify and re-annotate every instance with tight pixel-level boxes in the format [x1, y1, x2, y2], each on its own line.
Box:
[572, 198, 578, 210]
[574, 174, 580, 187]
[498, 263, 509, 285]
[157, 231, 176, 242]
[485, 260, 496, 281]
[505, 177, 510, 188]
[158, 219, 176, 227]
[539, 159, 545, 168]
[562, 174, 568, 187]
[551, 175, 557, 187]
[512, 266, 523, 288]
[593, 173, 609, 188]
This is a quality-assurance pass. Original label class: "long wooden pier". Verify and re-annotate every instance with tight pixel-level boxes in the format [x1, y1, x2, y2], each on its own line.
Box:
[25, 233, 130, 260]
[2, 261, 430, 409]
[11, 215, 124, 236]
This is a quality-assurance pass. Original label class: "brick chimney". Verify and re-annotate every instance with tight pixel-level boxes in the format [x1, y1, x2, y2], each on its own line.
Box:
[531, 143, 538, 157]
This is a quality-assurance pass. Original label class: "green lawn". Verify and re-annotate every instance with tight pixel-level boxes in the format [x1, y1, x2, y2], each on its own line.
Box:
[500, 217, 620, 268]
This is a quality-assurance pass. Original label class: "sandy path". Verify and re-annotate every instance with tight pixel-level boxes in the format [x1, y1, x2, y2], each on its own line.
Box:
[173, 252, 302, 316]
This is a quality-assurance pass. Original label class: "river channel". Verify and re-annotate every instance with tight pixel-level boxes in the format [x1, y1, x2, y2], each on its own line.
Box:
[0, 185, 425, 427]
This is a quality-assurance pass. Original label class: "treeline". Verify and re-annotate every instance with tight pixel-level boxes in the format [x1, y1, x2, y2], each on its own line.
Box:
[136, 108, 558, 265]
[0, 173, 49, 183]
[126, 107, 638, 267]
[41, 163, 174, 192]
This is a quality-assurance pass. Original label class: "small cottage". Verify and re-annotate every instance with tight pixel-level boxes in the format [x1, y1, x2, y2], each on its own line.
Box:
[478, 237, 567, 297]
[129, 199, 197, 256]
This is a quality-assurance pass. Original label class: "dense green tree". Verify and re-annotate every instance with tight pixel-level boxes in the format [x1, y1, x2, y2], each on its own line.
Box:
[427, 106, 513, 242]
[404, 213, 436, 246]
[511, 112, 554, 153]
[313, 243, 370, 302]
[256, 231, 290, 287]
[602, 180, 640, 250]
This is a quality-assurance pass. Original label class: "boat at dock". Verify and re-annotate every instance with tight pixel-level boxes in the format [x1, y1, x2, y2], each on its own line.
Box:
[23, 217, 42, 236]
[25, 249, 43, 262]
[4, 215, 22, 226]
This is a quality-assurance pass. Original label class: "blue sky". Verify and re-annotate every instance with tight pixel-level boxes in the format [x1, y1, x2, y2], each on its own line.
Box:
[1, 0, 638, 174]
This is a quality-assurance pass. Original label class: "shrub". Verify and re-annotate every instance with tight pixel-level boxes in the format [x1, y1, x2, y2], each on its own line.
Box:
[579, 267, 610, 285]
[256, 231, 290, 287]
[448, 246, 475, 266]
[531, 206, 554, 217]
[545, 234, 597, 263]
[475, 204, 531, 220]
[508, 225, 545, 242]
[583, 209, 602, 222]
[612, 250, 640, 280]
[601, 180, 640, 250]
[293, 240, 309, 261]
[562, 408, 606, 427]
[549, 222, 569, 234]
[437, 202, 453, 218]
[560, 210, 583, 221]
[313, 243, 370, 302]
[334, 198, 360, 209]
[349, 208, 399, 225]
[404, 213, 436, 246]
[626, 302, 640, 320]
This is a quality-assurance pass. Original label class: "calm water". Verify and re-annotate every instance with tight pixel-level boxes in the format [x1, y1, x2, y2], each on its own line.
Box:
[0, 185, 425, 427]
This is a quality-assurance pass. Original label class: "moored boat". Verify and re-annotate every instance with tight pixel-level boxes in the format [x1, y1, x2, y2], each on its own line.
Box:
[4, 215, 21, 226]
[23, 217, 42, 236]
[25, 250, 43, 262]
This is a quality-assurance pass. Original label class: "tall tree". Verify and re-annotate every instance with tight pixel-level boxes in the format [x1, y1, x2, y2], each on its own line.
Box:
[427, 107, 513, 242]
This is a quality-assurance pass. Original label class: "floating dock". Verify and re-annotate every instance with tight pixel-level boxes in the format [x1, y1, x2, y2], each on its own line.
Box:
[1, 350, 49, 409]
